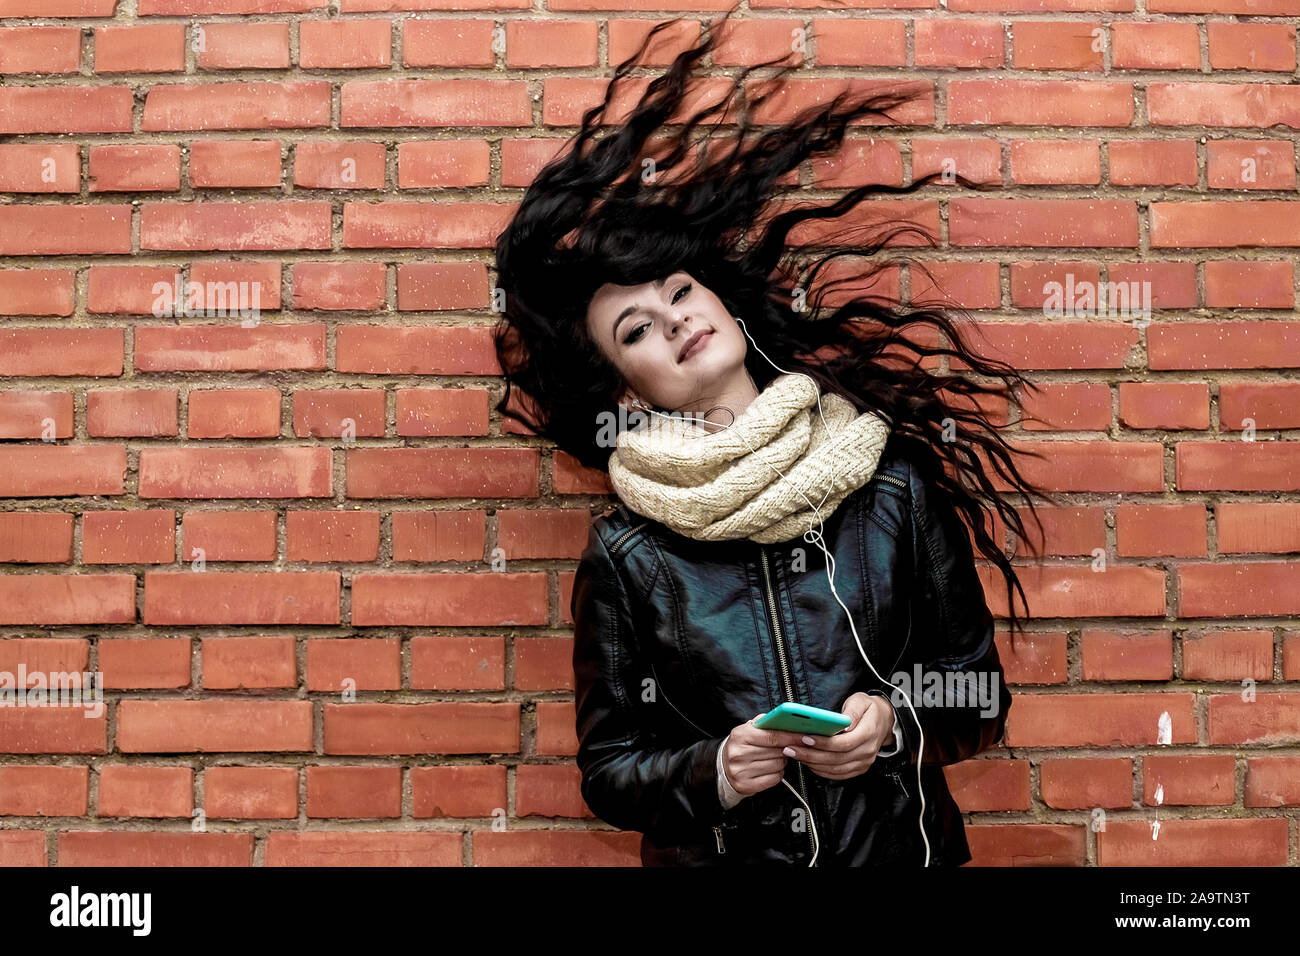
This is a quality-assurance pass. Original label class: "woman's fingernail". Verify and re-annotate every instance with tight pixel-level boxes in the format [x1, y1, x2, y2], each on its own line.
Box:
[802, 736, 815, 746]
[783, 746, 797, 757]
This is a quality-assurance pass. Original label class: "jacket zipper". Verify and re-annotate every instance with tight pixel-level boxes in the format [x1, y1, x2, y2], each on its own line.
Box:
[870, 475, 912, 803]
[714, 825, 726, 853]
[759, 546, 820, 866]
[607, 520, 649, 556]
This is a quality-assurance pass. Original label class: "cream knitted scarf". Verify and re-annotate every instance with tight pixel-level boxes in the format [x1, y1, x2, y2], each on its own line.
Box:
[607, 374, 891, 544]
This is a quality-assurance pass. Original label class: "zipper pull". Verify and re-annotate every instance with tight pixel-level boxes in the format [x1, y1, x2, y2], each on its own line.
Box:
[713, 825, 727, 854]
[888, 770, 910, 800]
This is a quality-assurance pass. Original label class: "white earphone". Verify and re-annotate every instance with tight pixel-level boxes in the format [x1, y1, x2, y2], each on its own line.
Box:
[621, 315, 930, 867]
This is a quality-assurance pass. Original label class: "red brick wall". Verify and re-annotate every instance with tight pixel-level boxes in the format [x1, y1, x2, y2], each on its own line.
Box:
[0, 2, 1297, 867]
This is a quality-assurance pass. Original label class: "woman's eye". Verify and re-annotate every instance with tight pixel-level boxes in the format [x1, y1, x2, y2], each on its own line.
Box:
[672, 283, 692, 304]
[623, 322, 650, 344]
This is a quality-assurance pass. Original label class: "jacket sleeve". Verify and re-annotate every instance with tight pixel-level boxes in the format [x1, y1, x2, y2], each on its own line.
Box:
[871, 460, 1013, 772]
[572, 522, 731, 837]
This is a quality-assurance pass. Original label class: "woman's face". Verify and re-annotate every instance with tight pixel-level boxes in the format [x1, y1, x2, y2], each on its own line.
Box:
[584, 270, 750, 413]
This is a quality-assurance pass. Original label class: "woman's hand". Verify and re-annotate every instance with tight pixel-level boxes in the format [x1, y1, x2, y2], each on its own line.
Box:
[720, 715, 816, 797]
[782, 692, 896, 781]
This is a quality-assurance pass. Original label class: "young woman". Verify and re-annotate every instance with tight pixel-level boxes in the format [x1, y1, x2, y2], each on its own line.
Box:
[491, 11, 1062, 866]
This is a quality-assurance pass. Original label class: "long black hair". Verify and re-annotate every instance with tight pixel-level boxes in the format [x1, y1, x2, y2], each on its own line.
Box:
[492, 7, 1066, 648]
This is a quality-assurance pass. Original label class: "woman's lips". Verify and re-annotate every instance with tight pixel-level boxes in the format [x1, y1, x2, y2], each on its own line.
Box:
[678, 329, 713, 362]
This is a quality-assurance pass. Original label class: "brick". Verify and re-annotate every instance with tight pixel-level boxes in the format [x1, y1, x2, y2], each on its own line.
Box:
[181, 510, 278, 562]
[89, 264, 185, 315]
[322, 701, 520, 755]
[401, 18, 494, 68]
[0, 268, 76, 315]
[496, 508, 590, 559]
[0, 765, 89, 816]
[943, 759, 1031, 812]
[117, 700, 314, 753]
[951, 199, 1138, 247]
[1081, 630, 1174, 681]
[959, 824, 1087, 866]
[341, 80, 530, 127]
[342, 200, 514, 250]
[97, 765, 193, 817]
[139, 447, 332, 498]
[514, 636, 573, 691]
[409, 635, 505, 691]
[141, 201, 331, 251]
[395, 262, 489, 313]
[395, 388, 490, 436]
[59, 831, 253, 866]
[0, 26, 82, 74]
[299, 19, 392, 69]
[1208, 693, 1300, 745]
[0, 444, 126, 496]
[0, 708, 107, 754]
[292, 260, 386, 311]
[1012, 21, 1104, 71]
[286, 510, 381, 562]
[336, 325, 499, 374]
[1098, 818, 1287, 866]
[265, 831, 460, 866]
[1108, 140, 1198, 186]
[305, 637, 401, 691]
[292, 388, 387, 438]
[142, 81, 330, 131]
[0, 86, 133, 134]
[516, 763, 591, 818]
[0, 144, 80, 192]
[189, 140, 284, 189]
[1182, 630, 1274, 681]
[135, 324, 327, 372]
[352, 573, 546, 626]
[0, 389, 74, 439]
[305, 765, 401, 818]
[1005, 693, 1196, 747]
[187, 388, 282, 438]
[194, 21, 291, 70]
[1142, 754, 1235, 806]
[909, 18, 998, 69]
[143, 570, 340, 625]
[95, 23, 186, 73]
[391, 509, 486, 562]
[346, 448, 538, 498]
[202, 635, 297, 690]
[203, 766, 298, 819]
[0, 512, 74, 563]
[83, 512, 175, 564]
[949, 79, 1133, 126]
[294, 140, 386, 189]
[99, 637, 191, 689]
[412, 764, 506, 818]
[396, 141, 490, 188]
[1039, 757, 1134, 809]
[89, 145, 182, 192]
[0, 205, 131, 255]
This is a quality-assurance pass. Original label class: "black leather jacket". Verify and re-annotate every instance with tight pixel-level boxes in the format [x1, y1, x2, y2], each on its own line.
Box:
[571, 436, 1013, 867]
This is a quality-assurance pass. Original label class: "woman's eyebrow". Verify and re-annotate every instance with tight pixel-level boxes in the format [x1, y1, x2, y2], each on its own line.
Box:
[611, 277, 669, 340]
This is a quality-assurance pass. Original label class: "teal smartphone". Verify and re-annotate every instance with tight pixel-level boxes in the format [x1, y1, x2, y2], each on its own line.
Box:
[753, 701, 851, 736]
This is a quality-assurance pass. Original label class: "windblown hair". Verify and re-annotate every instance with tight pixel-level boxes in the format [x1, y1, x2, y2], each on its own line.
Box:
[492, 8, 1065, 647]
